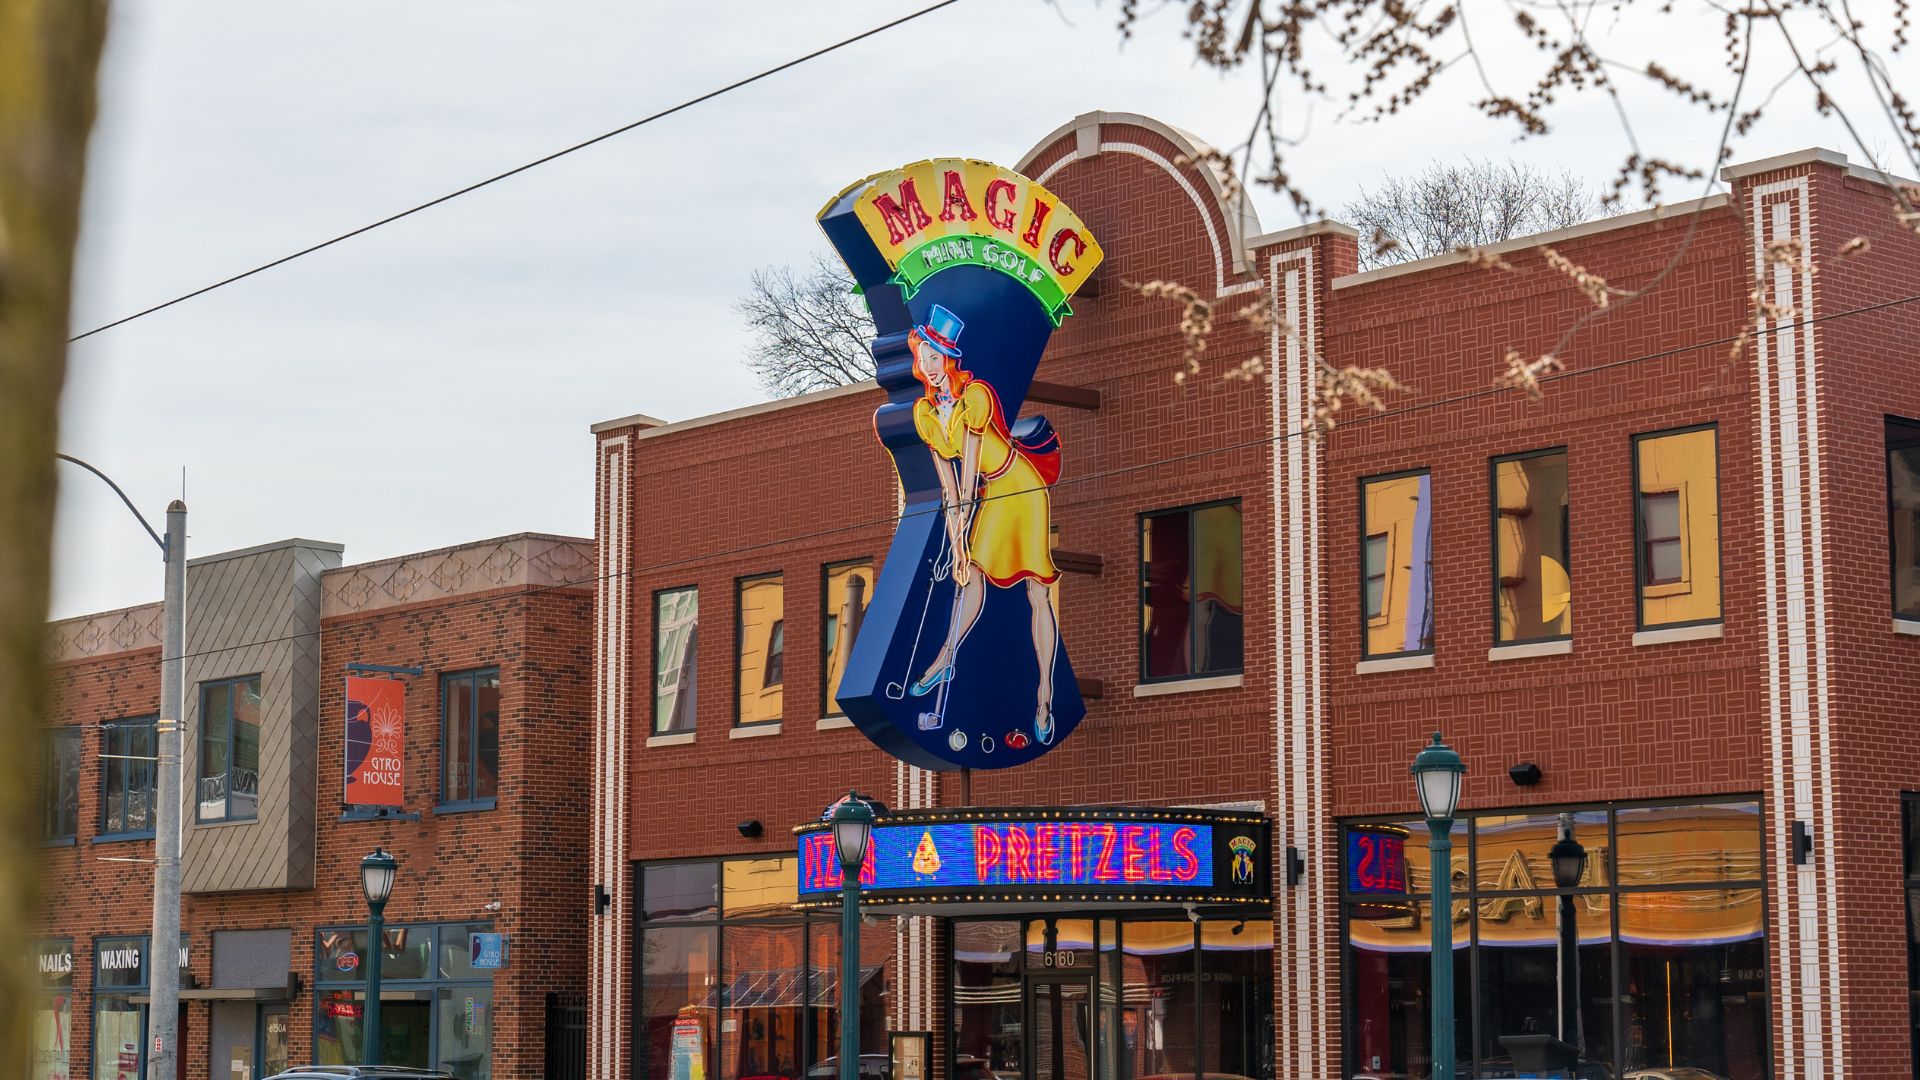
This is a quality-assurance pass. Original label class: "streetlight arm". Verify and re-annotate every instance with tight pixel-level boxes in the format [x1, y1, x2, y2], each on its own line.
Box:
[55, 453, 166, 554]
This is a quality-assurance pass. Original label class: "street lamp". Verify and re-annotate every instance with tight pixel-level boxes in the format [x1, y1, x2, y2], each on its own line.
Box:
[1410, 733, 1464, 1080]
[360, 847, 399, 1066]
[831, 792, 876, 1080]
[1550, 820, 1588, 1054]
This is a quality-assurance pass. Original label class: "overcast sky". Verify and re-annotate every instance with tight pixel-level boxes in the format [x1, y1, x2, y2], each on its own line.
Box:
[52, 0, 1895, 618]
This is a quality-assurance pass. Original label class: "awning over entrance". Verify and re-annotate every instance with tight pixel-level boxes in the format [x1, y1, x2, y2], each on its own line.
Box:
[793, 805, 1272, 915]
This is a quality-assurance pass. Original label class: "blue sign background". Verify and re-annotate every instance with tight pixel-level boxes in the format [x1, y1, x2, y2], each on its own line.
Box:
[798, 821, 1214, 895]
[819, 184, 1087, 771]
[468, 933, 508, 970]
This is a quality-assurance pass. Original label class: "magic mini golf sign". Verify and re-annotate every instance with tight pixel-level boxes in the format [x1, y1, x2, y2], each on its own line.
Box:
[820, 159, 1104, 772]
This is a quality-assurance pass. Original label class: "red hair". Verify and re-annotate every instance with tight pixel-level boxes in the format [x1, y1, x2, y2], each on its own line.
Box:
[909, 329, 971, 400]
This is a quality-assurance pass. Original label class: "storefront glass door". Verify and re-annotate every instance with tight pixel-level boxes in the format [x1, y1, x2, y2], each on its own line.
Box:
[1027, 977, 1093, 1080]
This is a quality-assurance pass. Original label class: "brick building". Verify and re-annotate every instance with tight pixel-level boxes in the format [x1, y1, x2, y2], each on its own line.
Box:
[586, 110, 1920, 1080]
[33, 533, 595, 1080]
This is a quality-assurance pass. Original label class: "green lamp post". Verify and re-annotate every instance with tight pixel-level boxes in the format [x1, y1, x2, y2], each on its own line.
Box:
[830, 793, 876, 1080]
[359, 847, 398, 1067]
[1410, 733, 1464, 1080]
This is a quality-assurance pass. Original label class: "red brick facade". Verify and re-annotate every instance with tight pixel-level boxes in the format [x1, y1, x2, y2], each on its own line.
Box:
[35, 535, 593, 1080]
[590, 112, 1920, 1080]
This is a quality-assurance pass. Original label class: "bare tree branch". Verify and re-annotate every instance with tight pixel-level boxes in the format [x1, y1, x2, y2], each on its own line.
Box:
[1343, 158, 1608, 269]
[736, 254, 878, 398]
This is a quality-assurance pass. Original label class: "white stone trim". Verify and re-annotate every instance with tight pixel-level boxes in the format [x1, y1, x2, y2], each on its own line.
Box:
[1632, 623, 1724, 646]
[1355, 653, 1435, 674]
[644, 732, 695, 748]
[1894, 618, 1920, 636]
[815, 715, 856, 730]
[1486, 639, 1573, 661]
[589, 434, 631, 1079]
[727, 723, 781, 739]
[1130, 672, 1245, 697]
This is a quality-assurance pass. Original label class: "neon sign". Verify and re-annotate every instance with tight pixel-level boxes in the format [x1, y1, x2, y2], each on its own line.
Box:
[793, 807, 1270, 908]
[1346, 825, 1410, 896]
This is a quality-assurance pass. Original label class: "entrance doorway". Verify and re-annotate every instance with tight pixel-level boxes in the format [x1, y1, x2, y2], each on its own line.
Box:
[1027, 976, 1093, 1080]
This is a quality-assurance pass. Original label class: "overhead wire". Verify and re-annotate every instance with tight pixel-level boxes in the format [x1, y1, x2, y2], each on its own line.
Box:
[66, 0, 965, 343]
[44, 286, 1920, 686]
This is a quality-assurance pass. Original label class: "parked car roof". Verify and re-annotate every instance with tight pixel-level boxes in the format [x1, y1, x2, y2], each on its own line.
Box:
[267, 1068, 456, 1079]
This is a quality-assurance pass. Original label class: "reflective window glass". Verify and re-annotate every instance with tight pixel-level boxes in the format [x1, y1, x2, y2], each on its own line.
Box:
[721, 924, 804, 1080]
[1361, 471, 1434, 657]
[93, 994, 145, 1080]
[1200, 919, 1273, 1080]
[1636, 427, 1722, 627]
[40, 728, 79, 841]
[101, 717, 156, 837]
[1119, 922, 1196, 1079]
[437, 985, 494, 1080]
[640, 926, 716, 1080]
[1141, 502, 1243, 680]
[442, 669, 501, 806]
[1891, 417, 1920, 617]
[1348, 820, 1461, 897]
[1474, 891, 1613, 1068]
[952, 921, 1023, 1078]
[723, 858, 797, 919]
[197, 676, 261, 822]
[1907, 797, 1920, 880]
[1616, 802, 1761, 887]
[1346, 900, 1470, 1080]
[1472, 811, 1607, 893]
[1492, 450, 1571, 643]
[644, 862, 719, 922]
[654, 587, 701, 734]
[822, 562, 874, 717]
[1617, 891, 1769, 1079]
[439, 923, 494, 980]
[736, 575, 785, 725]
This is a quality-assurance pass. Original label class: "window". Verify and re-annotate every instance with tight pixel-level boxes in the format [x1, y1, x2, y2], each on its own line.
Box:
[313, 921, 493, 1078]
[94, 935, 149, 1080]
[101, 716, 157, 839]
[1360, 471, 1434, 658]
[1140, 501, 1244, 681]
[822, 561, 874, 717]
[1888, 417, 1920, 618]
[736, 574, 785, 726]
[636, 856, 898, 1080]
[440, 669, 499, 809]
[654, 587, 700, 735]
[1906, 795, 1920, 1072]
[1491, 449, 1571, 644]
[1634, 425, 1722, 628]
[40, 728, 80, 842]
[1342, 800, 1768, 1080]
[197, 675, 261, 823]
[31, 939, 74, 1080]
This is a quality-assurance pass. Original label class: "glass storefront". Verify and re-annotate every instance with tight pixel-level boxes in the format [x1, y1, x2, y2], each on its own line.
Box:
[1342, 800, 1768, 1079]
[31, 939, 73, 1080]
[93, 936, 147, 1080]
[635, 857, 895, 1080]
[950, 917, 1273, 1080]
[312, 921, 493, 1078]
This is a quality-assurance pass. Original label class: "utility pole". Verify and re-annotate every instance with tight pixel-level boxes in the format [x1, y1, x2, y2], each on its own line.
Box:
[149, 499, 186, 1080]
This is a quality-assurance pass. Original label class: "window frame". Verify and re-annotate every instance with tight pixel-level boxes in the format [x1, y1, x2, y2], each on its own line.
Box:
[40, 727, 80, 845]
[820, 558, 875, 720]
[651, 584, 701, 736]
[437, 667, 500, 813]
[1338, 794, 1770, 1080]
[1631, 423, 1723, 632]
[1885, 414, 1920, 619]
[311, 920, 493, 1075]
[1358, 468, 1435, 660]
[1487, 447, 1572, 646]
[1137, 498, 1246, 684]
[93, 934, 151, 1080]
[196, 674, 262, 824]
[733, 572, 786, 729]
[98, 715, 158, 842]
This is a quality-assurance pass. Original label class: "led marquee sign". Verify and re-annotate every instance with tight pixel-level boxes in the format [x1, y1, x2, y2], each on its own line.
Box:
[793, 806, 1270, 910]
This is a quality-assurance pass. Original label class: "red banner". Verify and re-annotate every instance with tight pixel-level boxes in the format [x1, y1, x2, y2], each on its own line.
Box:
[344, 676, 405, 807]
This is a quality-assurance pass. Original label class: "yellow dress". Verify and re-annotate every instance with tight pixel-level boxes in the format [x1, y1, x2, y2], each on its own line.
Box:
[913, 380, 1059, 586]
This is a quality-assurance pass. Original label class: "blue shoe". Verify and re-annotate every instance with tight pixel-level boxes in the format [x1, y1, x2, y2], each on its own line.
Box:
[909, 665, 954, 697]
[1035, 710, 1055, 745]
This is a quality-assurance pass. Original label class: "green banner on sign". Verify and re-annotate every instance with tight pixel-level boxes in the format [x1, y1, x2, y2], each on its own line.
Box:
[890, 236, 1072, 325]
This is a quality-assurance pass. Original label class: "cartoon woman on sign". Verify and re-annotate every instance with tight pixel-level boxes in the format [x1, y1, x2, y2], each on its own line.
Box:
[905, 304, 1064, 745]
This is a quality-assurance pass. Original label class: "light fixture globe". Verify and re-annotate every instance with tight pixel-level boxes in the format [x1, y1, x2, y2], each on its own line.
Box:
[1410, 732, 1466, 822]
[360, 847, 399, 907]
[830, 791, 877, 875]
[1550, 832, 1588, 890]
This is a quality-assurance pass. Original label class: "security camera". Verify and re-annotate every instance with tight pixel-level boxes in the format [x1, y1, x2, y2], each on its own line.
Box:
[483, 901, 502, 912]
[1183, 902, 1200, 924]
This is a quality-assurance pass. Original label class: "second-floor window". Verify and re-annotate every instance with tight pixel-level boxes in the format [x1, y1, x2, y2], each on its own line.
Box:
[653, 586, 700, 735]
[441, 669, 500, 808]
[822, 560, 874, 717]
[1491, 449, 1571, 644]
[40, 728, 80, 842]
[1889, 416, 1920, 619]
[1634, 425, 1722, 628]
[736, 574, 785, 725]
[197, 675, 261, 823]
[101, 717, 157, 838]
[1140, 501, 1244, 681]
[1360, 470, 1434, 658]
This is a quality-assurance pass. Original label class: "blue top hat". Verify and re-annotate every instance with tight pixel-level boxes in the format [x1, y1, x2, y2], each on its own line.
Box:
[916, 305, 964, 358]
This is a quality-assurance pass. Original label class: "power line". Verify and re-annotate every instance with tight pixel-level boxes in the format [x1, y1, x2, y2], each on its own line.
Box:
[46, 287, 1920, 685]
[66, 0, 964, 344]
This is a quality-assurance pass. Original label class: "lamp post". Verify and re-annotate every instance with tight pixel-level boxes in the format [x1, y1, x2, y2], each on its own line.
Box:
[360, 847, 398, 1066]
[1550, 817, 1588, 1056]
[830, 792, 876, 1080]
[1410, 733, 1464, 1080]
[55, 455, 185, 1080]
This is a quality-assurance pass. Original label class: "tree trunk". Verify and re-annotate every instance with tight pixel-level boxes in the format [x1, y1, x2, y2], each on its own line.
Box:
[0, 0, 110, 1069]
